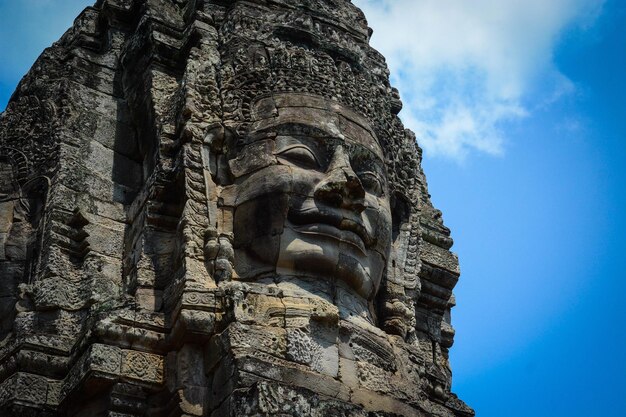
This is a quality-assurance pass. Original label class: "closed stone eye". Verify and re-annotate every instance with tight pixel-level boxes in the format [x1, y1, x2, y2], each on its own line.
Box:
[359, 171, 384, 196]
[276, 145, 320, 169]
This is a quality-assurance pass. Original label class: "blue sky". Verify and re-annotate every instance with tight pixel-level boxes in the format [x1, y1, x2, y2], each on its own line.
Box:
[1, 1, 625, 416]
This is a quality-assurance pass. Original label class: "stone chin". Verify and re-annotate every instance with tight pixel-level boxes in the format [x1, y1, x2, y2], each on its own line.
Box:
[275, 227, 385, 301]
[230, 93, 392, 302]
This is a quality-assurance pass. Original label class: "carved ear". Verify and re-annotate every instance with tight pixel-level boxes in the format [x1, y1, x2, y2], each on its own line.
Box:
[202, 123, 238, 185]
[20, 176, 50, 225]
[378, 191, 419, 339]
[388, 191, 416, 290]
[391, 192, 411, 242]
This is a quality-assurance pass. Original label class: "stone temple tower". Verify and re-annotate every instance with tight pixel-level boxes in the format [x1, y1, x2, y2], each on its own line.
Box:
[0, 1, 473, 416]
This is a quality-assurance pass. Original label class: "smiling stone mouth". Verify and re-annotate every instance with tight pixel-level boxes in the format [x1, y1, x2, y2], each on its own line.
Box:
[290, 223, 367, 254]
[287, 205, 374, 249]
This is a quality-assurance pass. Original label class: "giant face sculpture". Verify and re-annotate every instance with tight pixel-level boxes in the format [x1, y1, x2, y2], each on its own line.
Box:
[228, 94, 392, 304]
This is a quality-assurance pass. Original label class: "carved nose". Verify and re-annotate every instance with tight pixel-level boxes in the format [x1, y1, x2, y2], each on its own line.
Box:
[314, 146, 365, 213]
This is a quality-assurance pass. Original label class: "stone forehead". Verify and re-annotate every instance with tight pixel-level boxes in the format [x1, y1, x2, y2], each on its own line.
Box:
[250, 94, 384, 161]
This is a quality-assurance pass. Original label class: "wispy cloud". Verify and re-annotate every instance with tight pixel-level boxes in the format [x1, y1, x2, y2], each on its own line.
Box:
[354, 0, 604, 160]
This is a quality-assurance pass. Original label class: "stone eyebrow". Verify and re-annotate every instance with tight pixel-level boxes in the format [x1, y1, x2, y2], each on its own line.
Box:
[269, 122, 339, 138]
[273, 131, 331, 162]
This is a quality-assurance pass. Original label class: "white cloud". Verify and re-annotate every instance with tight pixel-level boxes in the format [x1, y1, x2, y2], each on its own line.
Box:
[353, 0, 604, 160]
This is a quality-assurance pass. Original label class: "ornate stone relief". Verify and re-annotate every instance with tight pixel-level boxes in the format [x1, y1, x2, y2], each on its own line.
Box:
[0, 1, 472, 416]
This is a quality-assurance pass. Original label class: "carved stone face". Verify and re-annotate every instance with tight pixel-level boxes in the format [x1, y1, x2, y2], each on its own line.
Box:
[230, 94, 392, 301]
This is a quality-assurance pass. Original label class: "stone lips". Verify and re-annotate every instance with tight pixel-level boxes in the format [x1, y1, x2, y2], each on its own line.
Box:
[0, 1, 472, 416]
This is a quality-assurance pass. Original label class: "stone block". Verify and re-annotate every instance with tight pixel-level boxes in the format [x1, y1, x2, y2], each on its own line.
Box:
[121, 350, 164, 385]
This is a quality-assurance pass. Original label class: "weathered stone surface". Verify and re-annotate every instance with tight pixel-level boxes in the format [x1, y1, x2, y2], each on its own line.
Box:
[0, 1, 472, 416]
